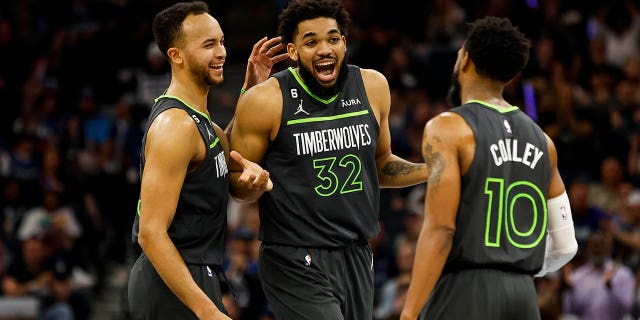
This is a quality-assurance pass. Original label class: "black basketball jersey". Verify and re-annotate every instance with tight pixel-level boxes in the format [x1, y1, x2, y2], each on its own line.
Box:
[446, 100, 551, 274]
[259, 65, 380, 247]
[131, 95, 229, 265]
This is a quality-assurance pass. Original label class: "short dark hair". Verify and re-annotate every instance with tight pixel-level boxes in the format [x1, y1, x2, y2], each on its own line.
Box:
[152, 1, 210, 57]
[278, 0, 351, 44]
[464, 16, 530, 83]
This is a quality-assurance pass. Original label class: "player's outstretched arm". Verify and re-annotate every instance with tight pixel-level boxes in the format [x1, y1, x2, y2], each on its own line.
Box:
[361, 68, 428, 188]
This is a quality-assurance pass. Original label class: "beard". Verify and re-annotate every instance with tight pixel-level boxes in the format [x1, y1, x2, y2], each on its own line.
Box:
[297, 57, 349, 99]
[446, 69, 462, 107]
[188, 56, 223, 87]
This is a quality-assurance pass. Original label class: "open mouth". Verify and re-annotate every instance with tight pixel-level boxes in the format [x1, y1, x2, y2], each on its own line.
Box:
[314, 60, 336, 82]
[210, 63, 223, 71]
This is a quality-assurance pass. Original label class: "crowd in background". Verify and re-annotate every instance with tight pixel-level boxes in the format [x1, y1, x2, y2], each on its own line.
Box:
[1, 0, 640, 319]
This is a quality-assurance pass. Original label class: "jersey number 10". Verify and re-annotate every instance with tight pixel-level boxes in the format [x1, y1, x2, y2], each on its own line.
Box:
[484, 178, 547, 249]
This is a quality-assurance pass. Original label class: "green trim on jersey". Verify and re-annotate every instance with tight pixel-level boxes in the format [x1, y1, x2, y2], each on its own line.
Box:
[137, 199, 141, 216]
[209, 137, 220, 149]
[287, 109, 370, 125]
[155, 94, 212, 123]
[288, 67, 340, 104]
[468, 100, 520, 113]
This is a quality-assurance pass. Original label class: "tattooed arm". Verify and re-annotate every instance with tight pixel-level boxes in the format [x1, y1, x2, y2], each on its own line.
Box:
[361, 68, 428, 187]
[400, 112, 470, 320]
[377, 156, 428, 188]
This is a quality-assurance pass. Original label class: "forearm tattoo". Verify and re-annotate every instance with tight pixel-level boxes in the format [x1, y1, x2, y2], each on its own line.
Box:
[381, 161, 422, 177]
[423, 141, 445, 184]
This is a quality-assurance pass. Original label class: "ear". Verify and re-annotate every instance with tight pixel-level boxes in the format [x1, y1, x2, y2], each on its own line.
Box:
[167, 47, 182, 64]
[342, 35, 347, 52]
[287, 43, 298, 61]
[460, 50, 471, 72]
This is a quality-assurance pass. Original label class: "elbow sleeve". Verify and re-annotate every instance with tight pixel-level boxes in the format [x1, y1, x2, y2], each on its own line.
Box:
[535, 192, 578, 277]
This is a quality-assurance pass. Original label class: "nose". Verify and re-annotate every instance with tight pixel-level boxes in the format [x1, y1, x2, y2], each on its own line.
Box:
[317, 41, 332, 56]
[214, 43, 226, 59]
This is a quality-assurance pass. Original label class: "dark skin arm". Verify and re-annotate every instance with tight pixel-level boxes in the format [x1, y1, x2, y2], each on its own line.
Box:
[400, 116, 569, 319]
[228, 78, 281, 202]
[400, 112, 469, 319]
[361, 68, 428, 187]
[138, 109, 230, 320]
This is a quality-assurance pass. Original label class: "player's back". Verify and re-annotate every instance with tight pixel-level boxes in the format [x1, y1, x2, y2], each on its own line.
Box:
[446, 100, 550, 275]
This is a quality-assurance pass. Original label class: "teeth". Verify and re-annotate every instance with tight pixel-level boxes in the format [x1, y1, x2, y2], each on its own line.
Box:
[317, 62, 333, 66]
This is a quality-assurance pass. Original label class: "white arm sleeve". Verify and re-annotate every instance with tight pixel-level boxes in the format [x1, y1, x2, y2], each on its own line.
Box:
[535, 191, 578, 277]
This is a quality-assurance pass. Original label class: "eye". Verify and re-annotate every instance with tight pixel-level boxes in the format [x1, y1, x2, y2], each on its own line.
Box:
[304, 40, 316, 47]
[329, 37, 340, 43]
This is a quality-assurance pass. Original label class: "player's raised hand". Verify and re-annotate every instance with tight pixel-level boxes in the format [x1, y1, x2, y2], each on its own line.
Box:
[243, 36, 289, 89]
[230, 150, 273, 192]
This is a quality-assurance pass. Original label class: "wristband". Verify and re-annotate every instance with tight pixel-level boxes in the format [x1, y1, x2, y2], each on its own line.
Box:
[240, 88, 247, 94]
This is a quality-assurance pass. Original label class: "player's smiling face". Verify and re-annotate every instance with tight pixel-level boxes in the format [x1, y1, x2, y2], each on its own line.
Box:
[289, 17, 346, 88]
[180, 13, 226, 86]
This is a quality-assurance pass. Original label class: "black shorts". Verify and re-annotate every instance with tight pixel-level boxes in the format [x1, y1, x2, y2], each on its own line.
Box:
[259, 242, 374, 320]
[421, 268, 540, 320]
[127, 253, 226, 320]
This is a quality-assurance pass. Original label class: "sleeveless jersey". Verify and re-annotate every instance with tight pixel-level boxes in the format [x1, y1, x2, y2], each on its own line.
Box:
[259, 65, 380, 247]
[131, 95, 229, 265]
[446, 101, 551, 274]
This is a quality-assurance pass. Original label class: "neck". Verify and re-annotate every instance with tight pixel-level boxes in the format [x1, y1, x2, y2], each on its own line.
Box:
[461, 78, 510, 108]
[166, 75, 210, 114]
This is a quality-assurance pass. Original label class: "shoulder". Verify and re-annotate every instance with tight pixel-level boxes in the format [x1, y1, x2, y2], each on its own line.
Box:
[359, 68, 390, 113]
[150, 107, 196, 131]
[240, 77, 282, 109]
[423, 111, 474, 154]
[236, 77, 282, 126]
[426, 111, 470, 137]
[147, 108, 199, 150]
[359, 67, 389, 89]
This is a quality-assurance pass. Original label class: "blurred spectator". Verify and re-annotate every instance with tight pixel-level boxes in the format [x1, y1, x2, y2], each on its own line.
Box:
[17, 189, 81, 252]
[602, 189, 640, 269]
[536, 272, 563, 320]
[393, 184, 425, 254]
[562, 231, 635, 320]
[1, 237, 74, 320]
[118, 41, 170, 109]
[589, 156, 631, 215]
[374, 240, 415, 320]
[590, 1, 640, 69]
[0, 177, 28, 254]
[6, 134, 39, 183]
[569, 178, 609, 263]
[629, 133, 640, 184]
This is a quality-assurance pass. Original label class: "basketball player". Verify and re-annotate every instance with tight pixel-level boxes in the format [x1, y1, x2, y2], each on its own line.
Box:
[228, 0, 428, 319]
[127, 2, 286, 319]
[400, 17, 578, 320]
